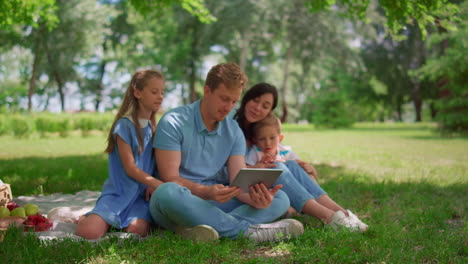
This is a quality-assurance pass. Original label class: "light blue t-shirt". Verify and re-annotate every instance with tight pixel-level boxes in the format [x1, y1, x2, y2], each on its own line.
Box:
[153, 100, 246, 185]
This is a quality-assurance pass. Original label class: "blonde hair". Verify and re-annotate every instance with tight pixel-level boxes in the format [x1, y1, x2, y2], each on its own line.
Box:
[205, 62, 248, 91]
[105, 69, 164, 154]
[252, 112, 281, 138]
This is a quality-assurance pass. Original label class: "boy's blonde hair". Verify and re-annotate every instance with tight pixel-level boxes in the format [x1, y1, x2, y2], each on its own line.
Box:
[252, 112, 282, 138]
[205, 62, 248, 91]
[105, 69, 164, 154]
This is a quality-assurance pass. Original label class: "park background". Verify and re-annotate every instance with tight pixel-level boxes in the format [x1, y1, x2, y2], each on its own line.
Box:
[0, 0, 467, 263]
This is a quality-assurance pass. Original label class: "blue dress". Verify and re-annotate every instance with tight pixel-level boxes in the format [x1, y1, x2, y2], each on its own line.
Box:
[87, 117, 155, 228]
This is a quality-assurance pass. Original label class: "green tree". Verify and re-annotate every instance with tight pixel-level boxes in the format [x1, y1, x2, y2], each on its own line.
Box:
[306, 0, 459, 39]
[414, 1, 467, 133]
[0, 0, 58, 29]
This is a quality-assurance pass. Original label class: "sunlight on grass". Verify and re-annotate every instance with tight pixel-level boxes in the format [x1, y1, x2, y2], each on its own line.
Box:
[0, 123, 466, 263]
[282, 124, 468, 186]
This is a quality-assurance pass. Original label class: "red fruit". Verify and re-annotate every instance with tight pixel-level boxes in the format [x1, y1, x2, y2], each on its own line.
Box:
[36, 222, 51, 232]
[6, 202, 19, 211]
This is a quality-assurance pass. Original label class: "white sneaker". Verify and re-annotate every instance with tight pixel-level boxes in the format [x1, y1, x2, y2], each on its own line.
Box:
[328, 210, 362, 232]
[175, 225, 219, 241]
[245, 219, 304, 242]
[346, 210, 368, 232]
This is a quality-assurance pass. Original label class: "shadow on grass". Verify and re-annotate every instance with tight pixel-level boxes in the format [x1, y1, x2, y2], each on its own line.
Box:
[404, 134, 468, 140]
[0, 158, 466, 263]
[0, 153, 108, 196]
[312, 163, 466, 227]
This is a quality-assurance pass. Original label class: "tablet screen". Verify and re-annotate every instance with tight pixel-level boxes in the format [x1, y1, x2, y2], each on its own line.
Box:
[230, 168, 283, 193]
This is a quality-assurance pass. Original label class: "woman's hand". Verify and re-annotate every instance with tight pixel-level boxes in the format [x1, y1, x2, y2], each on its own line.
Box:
[247, 183, 283, 209]
[295, 159, 318, 181]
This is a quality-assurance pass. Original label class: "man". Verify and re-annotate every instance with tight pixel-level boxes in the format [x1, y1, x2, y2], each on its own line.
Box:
[150, 63, 303, 242]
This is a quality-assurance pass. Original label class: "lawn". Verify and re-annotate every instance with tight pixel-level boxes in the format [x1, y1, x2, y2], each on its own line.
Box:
[0, 123, 466, 263]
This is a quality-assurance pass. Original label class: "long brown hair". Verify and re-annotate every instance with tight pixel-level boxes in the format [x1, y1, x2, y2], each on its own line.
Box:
[105, 69, 164, 154]
[234, 83, 278, 142]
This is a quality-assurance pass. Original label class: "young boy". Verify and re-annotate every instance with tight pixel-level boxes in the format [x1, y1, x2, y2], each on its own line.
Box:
[246, 112, 306, 171]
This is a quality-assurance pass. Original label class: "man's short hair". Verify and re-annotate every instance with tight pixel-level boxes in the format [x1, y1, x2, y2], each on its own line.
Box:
[205, 62, 248, 91]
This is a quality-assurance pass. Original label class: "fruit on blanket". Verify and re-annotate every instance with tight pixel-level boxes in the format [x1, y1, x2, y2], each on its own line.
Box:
[10, 207, 26, 217]
[24, 203, 39, 216]
[0, 207, 10, 218]
[6, 202, 19, 211]
[23, 213, 53, 232]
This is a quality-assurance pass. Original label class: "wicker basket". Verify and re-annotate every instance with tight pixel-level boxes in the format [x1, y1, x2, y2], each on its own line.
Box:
[0, 183, 12, 207]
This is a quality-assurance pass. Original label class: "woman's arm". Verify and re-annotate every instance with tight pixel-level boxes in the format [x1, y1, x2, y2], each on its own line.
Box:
[295, 159, 318, 181]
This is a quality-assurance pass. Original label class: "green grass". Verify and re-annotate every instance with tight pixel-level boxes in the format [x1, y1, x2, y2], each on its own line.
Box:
[0, 123, 467, 263]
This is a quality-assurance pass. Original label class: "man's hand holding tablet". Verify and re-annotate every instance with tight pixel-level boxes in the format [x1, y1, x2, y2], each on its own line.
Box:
[230, 168, 283, 193]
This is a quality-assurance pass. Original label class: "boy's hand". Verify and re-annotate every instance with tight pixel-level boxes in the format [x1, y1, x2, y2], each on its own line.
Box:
[261, 152, 277, 164]
[248, 161, 277, 169]
[207, 184, 241, 203]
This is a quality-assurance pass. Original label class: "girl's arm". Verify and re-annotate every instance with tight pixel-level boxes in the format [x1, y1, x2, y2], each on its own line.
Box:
[117, 136, 162, 192]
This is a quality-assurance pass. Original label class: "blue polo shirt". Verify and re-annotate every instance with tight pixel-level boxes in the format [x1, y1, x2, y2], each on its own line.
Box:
[153, 100, 246, 185]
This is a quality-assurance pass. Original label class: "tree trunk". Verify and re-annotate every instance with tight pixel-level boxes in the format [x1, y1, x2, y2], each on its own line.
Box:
[430, 101, 437, 119]
[412, 82, 422, 122]
[280, 47, 293, 123]
[45, 44, 65, 111]
[189, 19, 199, 103]
[95, 59, 107, 111]
[28, 52, 40, 112]
[396, 103, 403, 122]
[239, 30, 251, 72]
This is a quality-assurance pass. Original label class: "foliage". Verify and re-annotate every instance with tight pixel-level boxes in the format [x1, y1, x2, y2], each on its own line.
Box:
[10, 115, 35, 138]
[311, 89, 355, 128]
[129, 0, 216, 23]
[306, 0, 460, 39]
[0, 0, 58, 29]
[0, 112, 114, 138]
[413, 1, 468, 134]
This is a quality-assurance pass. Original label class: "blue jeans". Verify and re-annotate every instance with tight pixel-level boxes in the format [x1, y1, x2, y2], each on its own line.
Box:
[149, 182, 290, 239]
[274, 160, 327, 212]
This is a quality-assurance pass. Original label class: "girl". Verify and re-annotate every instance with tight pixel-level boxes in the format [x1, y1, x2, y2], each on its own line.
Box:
[76, 70, 165, 240]
[234, 83, 368, 232]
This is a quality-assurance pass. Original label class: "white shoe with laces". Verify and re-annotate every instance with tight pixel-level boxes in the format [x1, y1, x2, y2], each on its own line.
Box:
[245, 219, 304, 242]
[346, 209, 368, 232]
[175, 225, 219, 241]
[328, 210, 364, 232]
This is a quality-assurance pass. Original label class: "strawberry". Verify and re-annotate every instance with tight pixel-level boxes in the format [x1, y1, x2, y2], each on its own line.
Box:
[6, 202, 19, 211]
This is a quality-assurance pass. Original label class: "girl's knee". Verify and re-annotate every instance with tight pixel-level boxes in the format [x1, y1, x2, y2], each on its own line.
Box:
[75, 223, 107, 240]
[126, 220, 150, 237]
[75, 214, 109, 240]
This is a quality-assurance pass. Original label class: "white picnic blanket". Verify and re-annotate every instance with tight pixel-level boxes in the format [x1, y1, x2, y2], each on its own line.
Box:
[13, 190, 143, 242]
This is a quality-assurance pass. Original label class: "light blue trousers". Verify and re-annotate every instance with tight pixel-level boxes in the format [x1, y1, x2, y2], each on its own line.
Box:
[149, 182, 290, 239]
[274, 160, 327, 212]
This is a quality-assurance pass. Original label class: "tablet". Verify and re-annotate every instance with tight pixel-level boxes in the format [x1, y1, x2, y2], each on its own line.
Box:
[230, 168, 283, 193]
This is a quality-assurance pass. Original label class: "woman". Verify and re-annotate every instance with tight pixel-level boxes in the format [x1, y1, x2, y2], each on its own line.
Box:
[233, 83, 368, 232]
